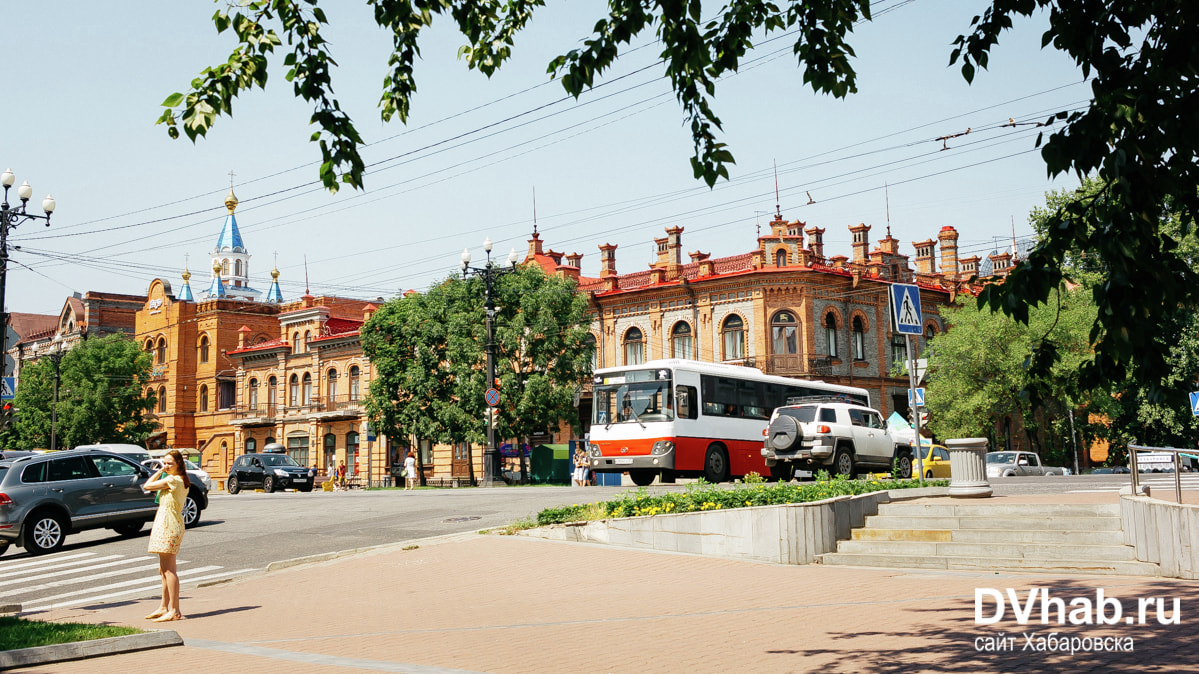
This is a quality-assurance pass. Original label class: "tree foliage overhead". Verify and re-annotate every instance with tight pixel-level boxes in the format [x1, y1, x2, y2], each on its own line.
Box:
[11, 335, 158, 450]
[163, 1, 1199, 397]
[360, 264, 592, 476]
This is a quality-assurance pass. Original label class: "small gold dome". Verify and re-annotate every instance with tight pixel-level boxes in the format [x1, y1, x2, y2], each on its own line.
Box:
[212, 260, 222, 275]
[182, 267, 191, 281]
[224, 187, 239, 214]
[271, 267, 280, 280]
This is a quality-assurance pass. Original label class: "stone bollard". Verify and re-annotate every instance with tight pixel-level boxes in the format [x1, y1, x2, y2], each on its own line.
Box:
[946, 437, 993, 498]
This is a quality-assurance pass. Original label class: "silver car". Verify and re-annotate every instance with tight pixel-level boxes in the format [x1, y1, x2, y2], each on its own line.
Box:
[985, 450, 1066, 477]
[0, 449, 206, 556]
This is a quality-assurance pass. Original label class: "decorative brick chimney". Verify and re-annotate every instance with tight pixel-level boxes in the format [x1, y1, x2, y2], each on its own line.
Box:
[238, 325, 251, 349]
[989, 251, 1014, 277]
[849, 223, 871, 264]
[912, 239, 937, 275]
[527, 230, 545, 260]
[959, 255, 981, 278]
[938, 226, 959, 279]
[879, 231, 900, 255]
[599, 243, 618, 277]
[545, 249, 563, 266]
[805, 225, 825, 261]
[363, 303, 377, 323]
[565, 252, 583, 268]
[650, 267, 666, 284]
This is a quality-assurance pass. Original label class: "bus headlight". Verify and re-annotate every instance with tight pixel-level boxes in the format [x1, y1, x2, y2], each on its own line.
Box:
[651, 441, 674, 456]
[589, 443, 602, 458]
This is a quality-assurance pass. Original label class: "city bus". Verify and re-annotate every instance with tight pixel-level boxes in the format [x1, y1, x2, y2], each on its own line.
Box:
[587, 359, 870, 485]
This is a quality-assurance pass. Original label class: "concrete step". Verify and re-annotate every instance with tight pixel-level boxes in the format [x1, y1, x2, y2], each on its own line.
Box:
[834, 539, 1138, 561]
[852, 527, 1126, 546]
[817, 552, 1160, 576]
[877, 502, 1120, 518]
[862, 515, 1123, 531]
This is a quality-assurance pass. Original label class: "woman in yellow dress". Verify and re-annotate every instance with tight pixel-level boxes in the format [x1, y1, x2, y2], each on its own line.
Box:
[143, 449, 190, 621]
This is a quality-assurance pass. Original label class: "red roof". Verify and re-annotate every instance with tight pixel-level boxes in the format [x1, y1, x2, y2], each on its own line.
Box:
[228, 337, 290, 355]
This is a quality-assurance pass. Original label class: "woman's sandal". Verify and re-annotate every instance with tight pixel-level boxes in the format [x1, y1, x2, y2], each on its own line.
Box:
[144, 608, 167, 620]
[152, 612, 185, 622]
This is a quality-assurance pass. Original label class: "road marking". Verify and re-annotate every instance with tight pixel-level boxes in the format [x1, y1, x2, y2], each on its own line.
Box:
[23, 568, 257, 613]
[0, 551, 97, 573]
[0, 562, 165, 598]
[25, 565, 223, 606]
[0, 555, 149, 587]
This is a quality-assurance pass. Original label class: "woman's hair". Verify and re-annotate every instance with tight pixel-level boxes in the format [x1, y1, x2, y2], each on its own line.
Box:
[165, 449, 191, 490]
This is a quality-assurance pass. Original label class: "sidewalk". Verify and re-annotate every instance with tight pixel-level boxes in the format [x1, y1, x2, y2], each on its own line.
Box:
[31, 492, 1199, 673]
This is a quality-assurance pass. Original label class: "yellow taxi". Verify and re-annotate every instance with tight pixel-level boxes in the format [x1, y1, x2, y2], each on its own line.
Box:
[914, 444, 952, 479]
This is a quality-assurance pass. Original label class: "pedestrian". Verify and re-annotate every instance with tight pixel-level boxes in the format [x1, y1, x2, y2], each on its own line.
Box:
[143, 449, 190, 622]
[573, 448, 589, 487]
[404, 450, 417, 490]
[337, 461, 346, 490]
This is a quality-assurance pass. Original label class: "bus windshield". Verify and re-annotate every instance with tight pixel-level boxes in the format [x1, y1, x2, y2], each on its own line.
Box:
[594, 380, 675, 424]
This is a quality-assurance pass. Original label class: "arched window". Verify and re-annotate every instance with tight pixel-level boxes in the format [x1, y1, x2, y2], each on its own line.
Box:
[775, 249, 788, 267]
[268, 375, 278, 406]
[925, 323, 938, 340]
[771, 311, 798, 355]
[144, 338, 153, 353]
[721, 315, 745, 360]
[248, 378, 259, 409]
[346, 431, 360, 474]
[304, 331, 311, 353]
[623, 327, 644, 365]
[891, 333, 908, 368]
[852, 316, 866, 361]
[234, 259, 243, 277]
[327, 369, 339, 401]
[349, 365, 361, 400]
[158, 386, 167, 413]
[199, 384, 209, 412]
[293, 332, 300, 354]
[221, 259, 230, 275]
[246, 437, 257, 453]
[289, 374, 299, 406]
[302, 372, 313, 405]
[825, 313, 838, 358]
[199, 334, 210, 364]
[265, 436, 276, 445]
[583, 333, 598, 369]
[671, 322, 693, 359]
[156, 337, 167, 364]
[324, 433, 337, 467]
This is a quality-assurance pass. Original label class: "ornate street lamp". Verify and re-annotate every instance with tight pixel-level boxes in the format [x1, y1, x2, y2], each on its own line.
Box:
[1, 168, 55, 378]
[460, 238, 520, 487]
[39, 333, 66, 451]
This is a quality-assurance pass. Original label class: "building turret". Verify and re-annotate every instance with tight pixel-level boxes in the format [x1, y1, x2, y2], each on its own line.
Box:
[177, 266, 194, 302]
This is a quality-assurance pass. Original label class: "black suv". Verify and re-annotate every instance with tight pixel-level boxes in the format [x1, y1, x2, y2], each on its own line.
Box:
[0, 449, 210, 556]
[227, 453, 312, 493]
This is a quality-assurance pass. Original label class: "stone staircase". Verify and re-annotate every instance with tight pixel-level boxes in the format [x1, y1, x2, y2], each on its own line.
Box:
[818, 501, 1160, 576]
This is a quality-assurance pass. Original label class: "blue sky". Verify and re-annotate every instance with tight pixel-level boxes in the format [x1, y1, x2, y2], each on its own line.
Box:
[3, 1, 1085, 314]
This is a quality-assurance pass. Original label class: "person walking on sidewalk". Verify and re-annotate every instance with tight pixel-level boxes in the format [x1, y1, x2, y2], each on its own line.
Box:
[404, 451, 418, 490]
[143, 449, 190, 622]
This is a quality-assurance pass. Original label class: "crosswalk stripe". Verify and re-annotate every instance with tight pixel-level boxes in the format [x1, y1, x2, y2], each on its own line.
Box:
[0, 562, 167, 599]
[23, 568, 257, 613]
[0, 556, 150, 587]
[0, 552, 97, 573]
[26, 565, 223, 606]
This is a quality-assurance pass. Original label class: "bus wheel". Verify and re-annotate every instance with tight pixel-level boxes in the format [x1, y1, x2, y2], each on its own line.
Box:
[630, 470, 657, 487]
[703, 445, 730, 483]
[833, 447, 855, 479]
[768, 462, 795, 482]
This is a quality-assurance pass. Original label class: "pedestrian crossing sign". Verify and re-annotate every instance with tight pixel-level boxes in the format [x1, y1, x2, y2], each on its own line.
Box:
[1190, 391, 1199, 417]
[1, 377, 13, 400]
[890, 283, 923, 335]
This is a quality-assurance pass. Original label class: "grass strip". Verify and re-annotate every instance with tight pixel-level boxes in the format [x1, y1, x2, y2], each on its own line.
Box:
[0, 617, 142, 651]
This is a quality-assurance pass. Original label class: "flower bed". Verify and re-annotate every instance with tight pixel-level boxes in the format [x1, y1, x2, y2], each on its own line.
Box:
[537, 475, 947, 525]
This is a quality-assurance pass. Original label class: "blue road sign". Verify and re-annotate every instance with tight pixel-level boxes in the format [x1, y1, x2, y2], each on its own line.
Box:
[1190, 391, 1199, 417]
[890, 283, 923, 335]
[0, 377, 13, 400]
[908, 387, 926, 407]
[485, 388, 500, 407]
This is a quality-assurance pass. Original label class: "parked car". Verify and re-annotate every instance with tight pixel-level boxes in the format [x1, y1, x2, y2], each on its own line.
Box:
[142, 458, 211, 527]
[0, 449, 176, 556]
[72, 443, 151, 464]
[0, 450, 37, 461]
[914, 444, 952, 479]
[762, 398, 913, 478]
[985, 451, 1066, 477]
[226, 453, 312, 493]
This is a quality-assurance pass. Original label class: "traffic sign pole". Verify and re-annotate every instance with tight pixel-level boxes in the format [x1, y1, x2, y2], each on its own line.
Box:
[908, 334, 924, 485]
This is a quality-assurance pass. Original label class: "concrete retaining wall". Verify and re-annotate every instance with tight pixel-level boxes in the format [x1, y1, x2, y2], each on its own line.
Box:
[1121, 495, 1199, 579]
[525, 487, 946, 565]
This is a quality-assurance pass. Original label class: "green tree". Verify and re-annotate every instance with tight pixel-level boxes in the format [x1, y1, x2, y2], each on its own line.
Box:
[162, 1, 1199, 405]
[12, 335, 158, 450]
[361, 264, 592, 484]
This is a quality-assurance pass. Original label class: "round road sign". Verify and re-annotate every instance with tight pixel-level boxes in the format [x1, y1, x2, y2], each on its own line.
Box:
[485, 388, 500, 407]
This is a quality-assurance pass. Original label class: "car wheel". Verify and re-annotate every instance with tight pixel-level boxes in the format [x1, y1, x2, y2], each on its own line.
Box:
[629, 470, 657, 487]
[111, 520, 144, 536]
[227, 476, 240, 495]
[833, 446, 855, 479]
[183, 492, 202, 528]
[0, 540, 10, 557]
[703, 445, 730, 483]
[264, 476, 276, 493]
[893, 454, 913, 480]
[768, 462, 795, 482]
[25, 511, 66, 555]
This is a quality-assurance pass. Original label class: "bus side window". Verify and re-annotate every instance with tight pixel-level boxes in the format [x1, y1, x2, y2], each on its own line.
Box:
[676, 386, 698, 419]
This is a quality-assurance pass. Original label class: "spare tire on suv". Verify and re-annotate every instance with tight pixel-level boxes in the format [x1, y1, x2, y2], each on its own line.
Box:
[766, 414, 801, 453]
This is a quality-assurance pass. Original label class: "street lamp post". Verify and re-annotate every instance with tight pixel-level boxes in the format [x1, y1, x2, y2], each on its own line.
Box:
[40, 334, 65, 451]
[1, 169, 56, 378]
[460, 238, 520, 487]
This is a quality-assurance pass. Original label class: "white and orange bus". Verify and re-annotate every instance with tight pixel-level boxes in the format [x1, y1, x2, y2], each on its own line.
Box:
[587, 359, 870, 485]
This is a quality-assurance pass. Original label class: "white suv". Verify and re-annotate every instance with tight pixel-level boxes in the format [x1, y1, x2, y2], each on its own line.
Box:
[761, 399, 912, 478]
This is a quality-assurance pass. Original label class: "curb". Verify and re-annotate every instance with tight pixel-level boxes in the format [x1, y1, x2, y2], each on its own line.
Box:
[0, 629, 182, 670]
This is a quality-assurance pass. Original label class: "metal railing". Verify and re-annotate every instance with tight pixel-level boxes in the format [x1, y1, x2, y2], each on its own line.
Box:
[325, 393, 364, 411]
[1128, 444, 1198, 504]
[233, 403, 278, 420]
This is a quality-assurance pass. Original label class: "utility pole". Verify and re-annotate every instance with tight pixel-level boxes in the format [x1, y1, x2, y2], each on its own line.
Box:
[1, 169, 56, 376]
